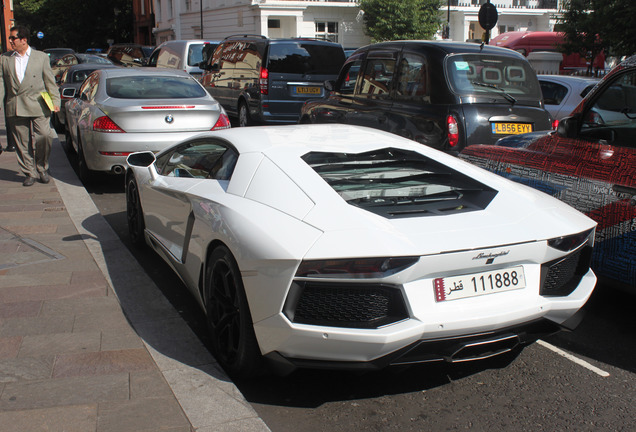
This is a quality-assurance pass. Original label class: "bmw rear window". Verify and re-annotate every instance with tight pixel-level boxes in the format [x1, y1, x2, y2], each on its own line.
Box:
[447, 54, 542, 100]
[267, 42, 345, 75]
[302, 148, 497, 218]
[106, 76, 207, 99]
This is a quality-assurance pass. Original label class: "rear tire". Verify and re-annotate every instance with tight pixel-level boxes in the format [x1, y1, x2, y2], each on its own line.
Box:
[77, 136, 93, 184]
[238, 102, 251, 127]
[205, 246, 261, 378]
[126, 176, 146, 248]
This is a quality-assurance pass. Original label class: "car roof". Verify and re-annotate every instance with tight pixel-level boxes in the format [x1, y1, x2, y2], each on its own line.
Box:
[538, 74, 599, 83]
[190, 124, 427, 156]
[353, 40, 526, 59]
[97, 67, 193, 78]
[67, 63, 118, 72]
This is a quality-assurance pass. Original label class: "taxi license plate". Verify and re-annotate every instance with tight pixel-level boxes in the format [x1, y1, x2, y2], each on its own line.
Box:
[434, 266, 526, 302]
[295, 86, 321, 95]
[491, 123, 533, 134]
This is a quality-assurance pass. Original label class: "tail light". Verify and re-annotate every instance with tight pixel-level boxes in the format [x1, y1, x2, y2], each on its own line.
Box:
[447, 115, 459, 147]
[211, 113, 231, 130]
[93, 116, 125, 133]
[552, 118, 559, 130]
[259, 67, 269, 95]
[295, 257, 419, 279]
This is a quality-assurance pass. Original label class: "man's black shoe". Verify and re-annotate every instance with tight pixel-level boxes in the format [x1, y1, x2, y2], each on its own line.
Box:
[23, 176, 36, 187]
[39, 171, 50, 184]
[5, 145, 16, 152]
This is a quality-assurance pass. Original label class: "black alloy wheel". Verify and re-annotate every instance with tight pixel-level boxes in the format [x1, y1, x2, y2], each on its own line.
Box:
[205, 246, 261, 378]
[126, 176, 146, 248]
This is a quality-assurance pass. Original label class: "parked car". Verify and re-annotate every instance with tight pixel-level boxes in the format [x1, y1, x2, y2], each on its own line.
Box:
[299, 40, 553, 153]
[126, 124, 596, 377]
[489, 31, 605, 75]
[65, 68, 230, 183]
[147, 39, 221, 80]
[44, 48, 75, 66]
[106, 43, 154, 67]
[459, 55, 636, 288]
[538, 74, 599, 121]
[53, 63, 119, 132]
[52, 53, 114, 83]
[200, 35, 346, 126]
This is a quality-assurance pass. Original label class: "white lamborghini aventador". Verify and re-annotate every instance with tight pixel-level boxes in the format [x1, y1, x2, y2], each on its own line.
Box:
[126, 124, 597, 377]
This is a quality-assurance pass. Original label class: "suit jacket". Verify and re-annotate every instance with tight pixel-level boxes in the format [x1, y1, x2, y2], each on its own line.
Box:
[0, 48, 60, 118]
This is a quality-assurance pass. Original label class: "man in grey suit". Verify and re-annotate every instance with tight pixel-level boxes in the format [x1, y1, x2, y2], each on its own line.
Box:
[0, 25, 60, 186]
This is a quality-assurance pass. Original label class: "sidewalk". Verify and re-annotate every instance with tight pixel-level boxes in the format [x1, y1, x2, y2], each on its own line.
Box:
[0, 119, 270, 431]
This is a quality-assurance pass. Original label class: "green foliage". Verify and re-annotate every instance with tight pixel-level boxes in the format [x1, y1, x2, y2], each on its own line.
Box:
[558, 0, 636, 60]
[358, 0, 443, 42]
[13, 0, 133, 51]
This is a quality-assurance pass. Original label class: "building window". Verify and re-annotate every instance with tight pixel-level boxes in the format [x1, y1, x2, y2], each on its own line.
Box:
[185, 0, 191, 11]
[315, 21, 338, 43]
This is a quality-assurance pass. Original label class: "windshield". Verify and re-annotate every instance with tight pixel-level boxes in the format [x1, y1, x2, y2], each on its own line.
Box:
[446, 54, 542, 101]
[302, 148, 497, 218]
[268, 42, 345, 75]
[106, 75, 207, 99]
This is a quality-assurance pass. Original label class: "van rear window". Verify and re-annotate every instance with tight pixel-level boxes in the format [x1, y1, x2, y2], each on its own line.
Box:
[268, 43, 345, 75]
[447, 54, 542, 100]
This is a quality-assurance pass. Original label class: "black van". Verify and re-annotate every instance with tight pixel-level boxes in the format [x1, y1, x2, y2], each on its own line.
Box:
[200, 35, 346, 126]
[300, 40, 553, 153]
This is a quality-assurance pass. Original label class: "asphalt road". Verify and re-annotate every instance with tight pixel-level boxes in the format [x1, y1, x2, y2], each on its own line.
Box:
[59, 136, 636, 432]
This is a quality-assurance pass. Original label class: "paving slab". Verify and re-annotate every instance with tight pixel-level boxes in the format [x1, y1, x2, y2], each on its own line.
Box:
[0, 116, 270, 430]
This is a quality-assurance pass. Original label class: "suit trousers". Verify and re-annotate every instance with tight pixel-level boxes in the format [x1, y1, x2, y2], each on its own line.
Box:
[7, 115, 54, 178]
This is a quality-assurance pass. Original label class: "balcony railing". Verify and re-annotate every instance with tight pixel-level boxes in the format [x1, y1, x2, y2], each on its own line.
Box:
[449, 0, 559, 8]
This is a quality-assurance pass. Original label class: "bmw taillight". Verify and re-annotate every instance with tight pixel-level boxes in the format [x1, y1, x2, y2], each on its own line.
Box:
[259, 67, 269, 95]
[211, 113, 231, 130]
[93, 116, 125, 133]
[447, 114, 459, 147]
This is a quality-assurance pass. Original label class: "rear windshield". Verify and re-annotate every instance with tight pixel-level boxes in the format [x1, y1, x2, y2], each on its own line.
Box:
[302, 148, 497, 218]
[267, 42, 345, 75]
[106, 75, 207, 99]
[446, 54, 542, 100]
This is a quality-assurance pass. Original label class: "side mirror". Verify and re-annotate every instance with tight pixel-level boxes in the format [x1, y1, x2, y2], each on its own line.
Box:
[209, 63, 220, 72]
[127, 151, 158, 181]
[556, 114, 580, 138]
[324, 80, 336, 92]
[61, 88, 76, 98]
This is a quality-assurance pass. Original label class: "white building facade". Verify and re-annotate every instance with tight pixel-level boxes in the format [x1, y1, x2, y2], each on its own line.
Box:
[152, 0, 564, 47]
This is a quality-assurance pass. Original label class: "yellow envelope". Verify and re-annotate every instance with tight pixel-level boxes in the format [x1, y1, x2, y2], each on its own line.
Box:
[41, 91, 54, 112]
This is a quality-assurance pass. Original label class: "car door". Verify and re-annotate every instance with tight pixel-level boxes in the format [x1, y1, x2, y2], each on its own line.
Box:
[142, 139, 238, 264]
[389, 50, 445, 145]
[346, 50, 397, 131]
[308, 55, 363, 124]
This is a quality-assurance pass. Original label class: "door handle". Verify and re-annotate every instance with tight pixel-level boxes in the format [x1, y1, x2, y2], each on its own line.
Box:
[612, 185, 636, 196]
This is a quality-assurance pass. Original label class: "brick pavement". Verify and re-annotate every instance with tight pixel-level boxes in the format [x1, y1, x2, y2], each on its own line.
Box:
[0, 119, 269, 431]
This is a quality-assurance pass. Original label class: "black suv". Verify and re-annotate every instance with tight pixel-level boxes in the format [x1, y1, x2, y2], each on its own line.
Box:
[200, 35, 346, 126]
[300, 40, 553, 153]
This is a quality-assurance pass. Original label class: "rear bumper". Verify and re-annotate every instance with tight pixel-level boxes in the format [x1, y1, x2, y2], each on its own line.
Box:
[264, 316, 574, 373]
[84, 131, 206, 173]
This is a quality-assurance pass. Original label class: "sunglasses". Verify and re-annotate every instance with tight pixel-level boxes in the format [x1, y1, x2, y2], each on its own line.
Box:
[8, 36, 23, 42]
